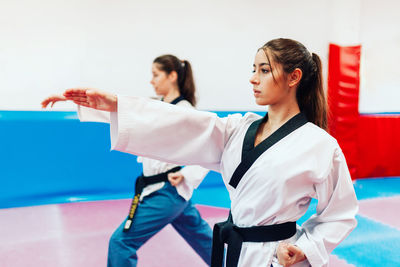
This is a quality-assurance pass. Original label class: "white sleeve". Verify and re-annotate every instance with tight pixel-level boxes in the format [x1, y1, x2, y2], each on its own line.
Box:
[77, 105, 111, 123]
[180, 165, 210, 189]
[295, 148, 358, 267]
[110, 95, 242, 171]
[175, 165, 210, 201]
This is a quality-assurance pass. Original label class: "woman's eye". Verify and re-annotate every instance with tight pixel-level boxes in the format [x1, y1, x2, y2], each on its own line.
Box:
[261, 69, 270, 73]
[252, 69, 256, 73]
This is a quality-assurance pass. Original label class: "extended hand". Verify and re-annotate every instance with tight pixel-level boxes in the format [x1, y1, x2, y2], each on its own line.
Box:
[41, 94, 67, 108]
[168, 171, 184, 186]
[277, 242, 306, 267]
[63, 88, 118, 112]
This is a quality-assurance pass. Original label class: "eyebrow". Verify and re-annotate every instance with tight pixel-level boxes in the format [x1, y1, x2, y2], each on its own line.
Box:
[253, 63, 270, 67]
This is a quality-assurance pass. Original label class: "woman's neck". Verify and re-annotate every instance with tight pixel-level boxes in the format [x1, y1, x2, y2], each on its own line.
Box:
[255, 102, 300, 147]
[163, 87, 180, 103]
[267, 104, 300, 129]
[263, 96, 301, 134]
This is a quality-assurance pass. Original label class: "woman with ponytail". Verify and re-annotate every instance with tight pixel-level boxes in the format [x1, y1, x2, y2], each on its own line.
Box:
[42, 54, 213, 267]
[45, 39, 358, 267]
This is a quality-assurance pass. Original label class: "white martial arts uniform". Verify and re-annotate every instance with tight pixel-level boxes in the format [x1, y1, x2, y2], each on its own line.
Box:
[77, 100, 208, 200]
[107, 96, 358, 267]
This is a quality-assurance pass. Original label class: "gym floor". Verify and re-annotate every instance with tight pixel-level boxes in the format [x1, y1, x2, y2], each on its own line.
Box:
[1, 177, 399, 266]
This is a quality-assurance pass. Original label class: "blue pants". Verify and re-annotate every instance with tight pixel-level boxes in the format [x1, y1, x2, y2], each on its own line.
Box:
[107, 182, 213, 267]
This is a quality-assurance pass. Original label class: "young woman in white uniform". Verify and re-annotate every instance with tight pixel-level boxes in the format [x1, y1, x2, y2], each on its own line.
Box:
[50, 38, 358, 267]
[42, 55, 213, 267]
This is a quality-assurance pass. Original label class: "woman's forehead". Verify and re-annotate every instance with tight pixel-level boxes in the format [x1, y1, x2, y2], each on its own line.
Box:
[254, 49, 274, 65]
[152, 63, 163, 71]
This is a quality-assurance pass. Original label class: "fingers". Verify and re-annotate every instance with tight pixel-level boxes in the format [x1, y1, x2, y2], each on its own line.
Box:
[64, 88, 89, 96]
[41, 100, 55, 108]
[41, 95, 67, 108]
[41, 100, 50, 108]
[42, 88, 115, 111]
[287, 244, 303, 256]
[41, 90, 97, 109]
[277, 243, 306, 267]
[64, 88, 101, 98]
[277, 243, 292, 266]
[168, 172, 184, 186]
[66, 96, 89, 102]
[64, 91, 90, 106]
[168, 178, 176, 186]
[168, 174, 177, 186]
[63, 89, 97, 107]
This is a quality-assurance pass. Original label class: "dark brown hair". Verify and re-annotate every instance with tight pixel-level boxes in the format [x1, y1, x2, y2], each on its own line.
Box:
[153, 54, 196, 106]
[260, 38, 327, 129]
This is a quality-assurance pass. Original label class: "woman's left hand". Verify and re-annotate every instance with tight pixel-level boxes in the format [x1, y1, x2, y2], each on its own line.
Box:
[277, 242, 306, 267]
[168, 172, 184, 186]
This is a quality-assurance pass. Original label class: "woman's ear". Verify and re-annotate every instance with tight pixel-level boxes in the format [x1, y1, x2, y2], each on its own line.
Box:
[168, 71, 178, 83]
[288, 68, 302, 88]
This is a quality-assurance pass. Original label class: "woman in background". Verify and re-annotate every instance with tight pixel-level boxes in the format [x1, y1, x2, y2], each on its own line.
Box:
[42, 55, 213, 267]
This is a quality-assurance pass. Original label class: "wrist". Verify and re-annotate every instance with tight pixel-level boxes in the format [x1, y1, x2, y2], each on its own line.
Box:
[111, 94, 118, 112]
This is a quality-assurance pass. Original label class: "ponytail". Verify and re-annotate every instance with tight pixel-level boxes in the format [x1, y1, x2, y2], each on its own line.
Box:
[179, 60, 196, 106]
[296, 53, 327, 130]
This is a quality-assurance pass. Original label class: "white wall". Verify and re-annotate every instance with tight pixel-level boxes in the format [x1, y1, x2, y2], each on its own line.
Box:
[0, 0, 399, 112]
[358, 0, 400, 113]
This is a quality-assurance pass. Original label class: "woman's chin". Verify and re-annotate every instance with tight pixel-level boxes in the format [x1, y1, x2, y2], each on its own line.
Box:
[254, 98, 268, 106]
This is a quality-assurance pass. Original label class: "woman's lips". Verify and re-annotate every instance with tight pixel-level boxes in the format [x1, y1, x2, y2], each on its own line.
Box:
[253, 89, 261, 96]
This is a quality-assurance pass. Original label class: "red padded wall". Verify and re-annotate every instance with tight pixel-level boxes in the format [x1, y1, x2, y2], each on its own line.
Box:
[328, 43, 400, 179]
[327, 44, 361, 178]
[357, 115, 400, 178]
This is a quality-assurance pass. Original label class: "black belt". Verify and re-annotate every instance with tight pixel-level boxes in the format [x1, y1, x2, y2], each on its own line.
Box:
[123, 166, 182, 232]
[211, 212, 296, 267]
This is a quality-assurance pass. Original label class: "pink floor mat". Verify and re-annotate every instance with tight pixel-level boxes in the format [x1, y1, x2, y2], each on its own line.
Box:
[0, 200, 353, 267]
[358, 196, 400, 230]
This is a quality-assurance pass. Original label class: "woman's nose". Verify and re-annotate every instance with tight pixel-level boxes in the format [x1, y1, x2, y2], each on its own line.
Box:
[250, 73, 259, 85]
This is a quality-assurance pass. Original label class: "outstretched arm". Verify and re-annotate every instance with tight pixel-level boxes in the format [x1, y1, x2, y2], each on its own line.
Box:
[64, 88, 244, 171]
[109, 95, 233, 171]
